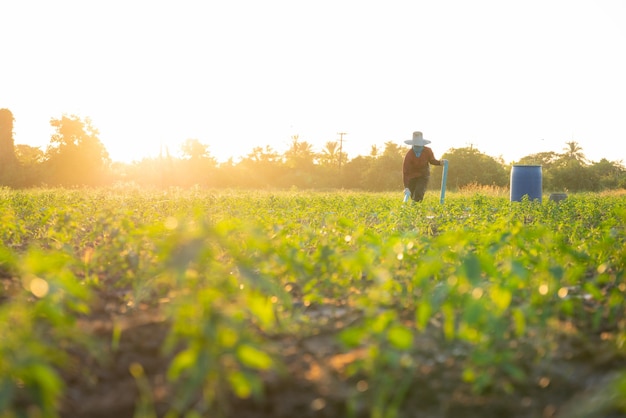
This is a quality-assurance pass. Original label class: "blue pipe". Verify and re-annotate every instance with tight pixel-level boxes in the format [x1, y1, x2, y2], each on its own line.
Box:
[440, 160, 449, 204]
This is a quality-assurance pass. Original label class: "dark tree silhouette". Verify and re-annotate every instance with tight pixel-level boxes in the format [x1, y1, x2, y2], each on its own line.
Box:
[364, 141, 405, 191]
[237, 146, 285, 188]
[45, 114, 110, 186]
[0, 108, 20, 186]
[435, 147, 508, 190]
[516, 151, 561, 169]
[15, 144, 45, 167]
[177, 138, 218, 186]
[181, 138, 213, 161]
[0, 108, 18, 167]
[283, 135, 317, 187]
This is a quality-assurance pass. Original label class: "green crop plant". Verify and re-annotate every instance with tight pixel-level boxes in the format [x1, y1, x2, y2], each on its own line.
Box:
[0, 246, 92, 418]
[0, 188, 624, 417]
[154, 215, 283, 417]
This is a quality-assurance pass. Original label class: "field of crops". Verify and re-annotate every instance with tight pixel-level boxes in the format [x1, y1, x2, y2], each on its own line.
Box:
[1, 187, 625, 418]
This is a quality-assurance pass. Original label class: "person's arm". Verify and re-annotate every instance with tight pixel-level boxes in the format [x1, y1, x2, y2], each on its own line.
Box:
[426, 148, 442, 165]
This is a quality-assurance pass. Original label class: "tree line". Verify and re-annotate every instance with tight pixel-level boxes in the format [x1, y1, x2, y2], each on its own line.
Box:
[1, 109, 625, 192]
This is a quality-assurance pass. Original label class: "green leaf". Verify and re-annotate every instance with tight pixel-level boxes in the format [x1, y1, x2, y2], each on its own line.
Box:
[26, 363, 63, 408]
[490, 286, 512, 313]
[387, 325, 413, 350]
[442, 303, 456, 340]
[512, 308, 526, 337]
[462, 367, 476, 383]
[247, 293, 275, 328]
[228, 370, 252, 398]
[415, 302, 431, 331]
[167, 348, 196, 380]
[502, 362, 526, 382]
[462, 253, 482, 285]
[339, 327, 366, 348]
[236, 344, 273, 370]
[463, 300, 484, 326]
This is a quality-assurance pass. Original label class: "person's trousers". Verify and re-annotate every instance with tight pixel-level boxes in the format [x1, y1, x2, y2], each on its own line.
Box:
[408, 176, 430, 202]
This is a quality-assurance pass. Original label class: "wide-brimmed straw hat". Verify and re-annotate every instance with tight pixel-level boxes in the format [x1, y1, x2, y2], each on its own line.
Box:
[404, 131, 431, 146]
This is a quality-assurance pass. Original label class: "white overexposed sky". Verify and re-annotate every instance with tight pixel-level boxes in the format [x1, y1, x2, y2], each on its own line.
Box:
[1, 0, 625, 164]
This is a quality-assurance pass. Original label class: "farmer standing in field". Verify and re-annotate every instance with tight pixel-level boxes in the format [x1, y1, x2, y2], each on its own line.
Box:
[402, 131, 445, 202]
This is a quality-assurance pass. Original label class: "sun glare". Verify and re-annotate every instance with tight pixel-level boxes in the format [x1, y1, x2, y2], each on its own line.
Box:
[2, 1, 625, 165]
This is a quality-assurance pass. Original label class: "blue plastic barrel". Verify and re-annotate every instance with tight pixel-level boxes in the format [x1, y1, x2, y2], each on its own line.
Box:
[510, 165, 542, 202]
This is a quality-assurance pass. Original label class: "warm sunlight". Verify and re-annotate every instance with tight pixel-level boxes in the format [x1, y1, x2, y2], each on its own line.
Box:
[2, 0, 625, 164]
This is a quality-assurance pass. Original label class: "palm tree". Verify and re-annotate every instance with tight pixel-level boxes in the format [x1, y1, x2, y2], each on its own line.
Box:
[562, 141, 587, 164]
[246, 145, 280, 164]
[284, 136, 315, 168]
[319, 141, 339, 167]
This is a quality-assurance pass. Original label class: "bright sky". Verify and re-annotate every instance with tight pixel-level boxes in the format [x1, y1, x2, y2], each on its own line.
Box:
[2, 0, 626, 164]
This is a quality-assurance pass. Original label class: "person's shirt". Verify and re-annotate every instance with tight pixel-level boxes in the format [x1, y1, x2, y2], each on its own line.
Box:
[402, 146, 441, 187]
